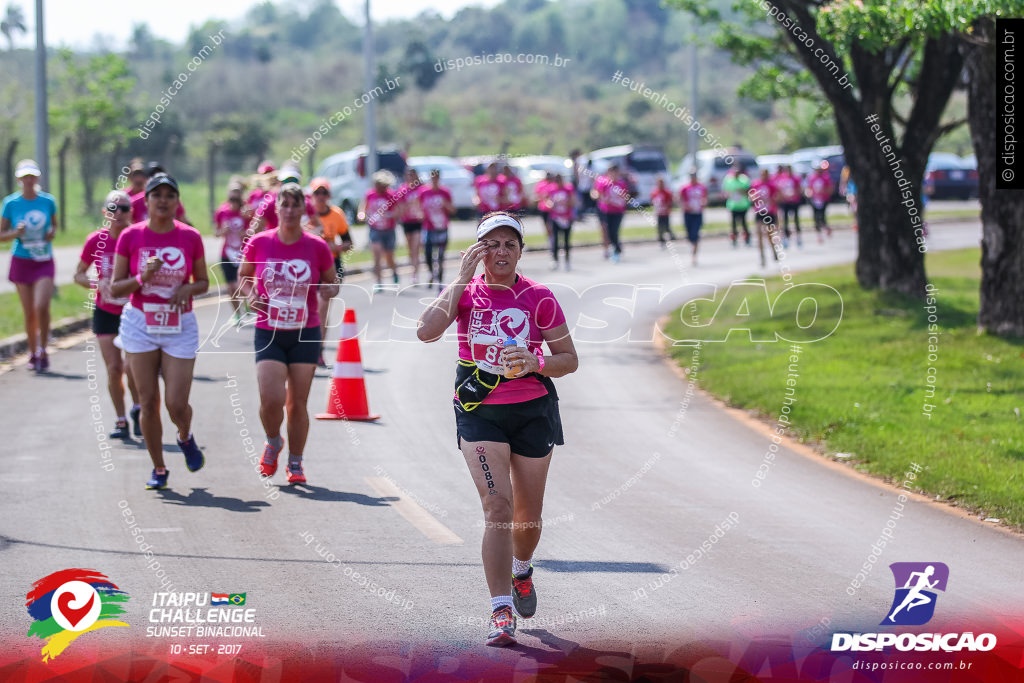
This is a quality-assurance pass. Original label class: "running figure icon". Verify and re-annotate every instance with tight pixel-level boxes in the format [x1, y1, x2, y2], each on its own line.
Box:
[882, 562, 949, 626]
[887, 565, 938, 622]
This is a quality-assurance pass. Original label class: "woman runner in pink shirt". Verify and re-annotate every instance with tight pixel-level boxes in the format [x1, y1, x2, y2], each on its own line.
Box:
[239, 183, 338, 485]
[110, 174, 208, 490]
[418, 212, 579, 648]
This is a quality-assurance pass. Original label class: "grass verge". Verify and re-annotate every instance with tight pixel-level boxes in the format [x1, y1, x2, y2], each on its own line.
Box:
[662, 247, 1024, 529]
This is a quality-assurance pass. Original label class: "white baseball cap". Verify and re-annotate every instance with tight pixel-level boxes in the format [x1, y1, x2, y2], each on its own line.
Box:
[477, 214, 524, 240]
[15, 159, 41, 178]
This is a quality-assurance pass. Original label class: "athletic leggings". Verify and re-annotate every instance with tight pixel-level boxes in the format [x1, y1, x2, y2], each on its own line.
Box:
[780, 202, 801, 238]
[550, 221, 572, 262]
[605, 211, 624, 254]
[731, 210, 750, 241]
[424, 230, 448, 282]
[812, 204, 828, 231]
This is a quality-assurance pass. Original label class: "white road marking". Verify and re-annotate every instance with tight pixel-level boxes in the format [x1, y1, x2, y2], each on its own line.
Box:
[364, 476, 463, 545]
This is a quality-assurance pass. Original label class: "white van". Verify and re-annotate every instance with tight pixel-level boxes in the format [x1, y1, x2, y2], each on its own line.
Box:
[313, 145, 408, 223]
[584, 145, 669, 206]
[675, 147, 758, 205]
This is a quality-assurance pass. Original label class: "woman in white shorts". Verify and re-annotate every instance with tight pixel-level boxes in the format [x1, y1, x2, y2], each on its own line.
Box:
[110, 173, 208, 490]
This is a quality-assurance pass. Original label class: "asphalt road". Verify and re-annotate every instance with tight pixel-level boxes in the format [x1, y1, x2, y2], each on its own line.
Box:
[0, 218, 1018, 671]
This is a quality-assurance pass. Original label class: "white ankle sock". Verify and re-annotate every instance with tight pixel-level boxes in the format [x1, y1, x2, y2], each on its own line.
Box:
[512, 556, 532, 578]
[490, 595, 513, 612]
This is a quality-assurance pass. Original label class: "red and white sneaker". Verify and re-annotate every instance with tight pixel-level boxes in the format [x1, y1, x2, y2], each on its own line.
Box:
[259, 441, 283, 477]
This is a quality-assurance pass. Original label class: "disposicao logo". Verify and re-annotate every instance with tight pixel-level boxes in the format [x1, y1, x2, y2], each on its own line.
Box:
[883, 562, 948, 626]
[26, 569, 130, 661]
[831, 562, 996, 653]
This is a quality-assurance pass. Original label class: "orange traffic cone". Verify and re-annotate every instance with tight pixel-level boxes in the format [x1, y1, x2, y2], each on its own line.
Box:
[315, 309, 380, 421]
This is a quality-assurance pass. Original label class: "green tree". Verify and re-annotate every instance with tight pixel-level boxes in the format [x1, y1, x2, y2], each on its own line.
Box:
[675, 0, 966, 298]
[51, 50, 135, 212]
[0, 3, 27, 50]
[819, 0, 1024, 335]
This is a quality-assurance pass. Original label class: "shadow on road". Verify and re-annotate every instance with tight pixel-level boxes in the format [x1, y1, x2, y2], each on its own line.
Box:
[536, 560, 669, 573]
[34, 370, 87, 380]
[156, 487, 270, 512]
[278, 483, 398, 506]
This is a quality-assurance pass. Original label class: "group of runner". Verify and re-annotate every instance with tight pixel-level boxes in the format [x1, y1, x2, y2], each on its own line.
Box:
[720, 159, 836, 249]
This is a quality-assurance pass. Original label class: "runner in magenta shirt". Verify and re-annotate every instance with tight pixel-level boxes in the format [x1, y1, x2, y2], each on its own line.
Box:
[598, 165, 629, 261]
[416, 212, 579, 647]
[679, 172, 708, 265]
[750, 168, 781, 264]
[214, 184, 249, 320]
[360, 171, 400, 287]
[805, 162, 834, 241]
[239, 183, 339, 486]
[396, 168, 425, 284]
[74, 189, 139, 439]
[547, 175, 575, 270]
[419, 171, 454, 286]
[535, 173, 555, 239]
[109, 173, 208, 491]
[500, 165, 524, 212]
[650, 177, 676, 245]
[474, 163, 506, 217]
[773, 164, 803, 246]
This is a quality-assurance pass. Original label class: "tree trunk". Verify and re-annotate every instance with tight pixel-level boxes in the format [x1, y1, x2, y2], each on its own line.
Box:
[965, 18, 1024, 336]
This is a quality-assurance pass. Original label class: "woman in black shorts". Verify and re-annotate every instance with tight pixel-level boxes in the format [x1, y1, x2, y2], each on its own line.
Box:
[417, 212, 579, 647]
[74, 190, 141, 438]
[238, 184, 338, 485]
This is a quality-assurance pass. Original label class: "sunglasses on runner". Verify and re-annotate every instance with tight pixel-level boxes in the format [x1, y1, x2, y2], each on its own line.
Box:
[106, 203, 131, 212]
[313, 189, 329, 196]
[479, 239, 520, 250]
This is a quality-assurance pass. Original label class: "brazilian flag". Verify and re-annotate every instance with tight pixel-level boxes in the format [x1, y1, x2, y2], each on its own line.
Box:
[228, 593, 246, 606]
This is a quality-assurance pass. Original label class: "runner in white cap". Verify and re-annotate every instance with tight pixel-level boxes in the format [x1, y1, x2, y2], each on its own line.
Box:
[1, 159, 58, 372]
[417, 212, 579, 647]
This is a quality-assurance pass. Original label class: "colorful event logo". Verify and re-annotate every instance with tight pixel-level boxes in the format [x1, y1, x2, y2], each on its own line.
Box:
[882, 562, 949, 626]
[25, 569, 130, 661]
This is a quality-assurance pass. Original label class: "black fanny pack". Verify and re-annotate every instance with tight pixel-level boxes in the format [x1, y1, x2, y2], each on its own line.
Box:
[453, 359, 558, 413]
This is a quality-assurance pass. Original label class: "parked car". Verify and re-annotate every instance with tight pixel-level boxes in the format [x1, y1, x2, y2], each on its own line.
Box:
[583, 144, 669, 206]
[506, 155, 573, 205]
[791, 145, 845, 200]
[675, 147, 758, 205]
[313, 145, 407, 223]
[406, 155, 476, 217]
[925, 153, 978, 200]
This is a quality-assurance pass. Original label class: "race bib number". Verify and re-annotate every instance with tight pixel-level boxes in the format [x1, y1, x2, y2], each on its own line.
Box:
[268, 297, 308, 330]
[427, 209, 447, 228]
[143, 303, 181, 334]
[23, 240, 50, 261]
[471, 335, 507, 375]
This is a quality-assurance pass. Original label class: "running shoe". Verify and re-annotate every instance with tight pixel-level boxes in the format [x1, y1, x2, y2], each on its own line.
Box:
[177, 434, 205, 472]
[317, 353, 327, 368]
[392, 272, 400, 285]
[27, 353, 38, 370]
[826, 225, 833, 238]
[512, 566, 537, 618]
[259, 440, 283, 477]
[411, 273, 419, 285]
[550, 260, 559, 271]
[37, 350, 49, 372]
[611, 252, 620, 263]
[486, 606, 517, 647]
[130, 406, 142, 437]
[286, 460, 306, 484]
[232, 311, 242, 327]
[797, 235, 804, 248]
[110, 419, 130, 440]
[145, 468, 169, 490]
